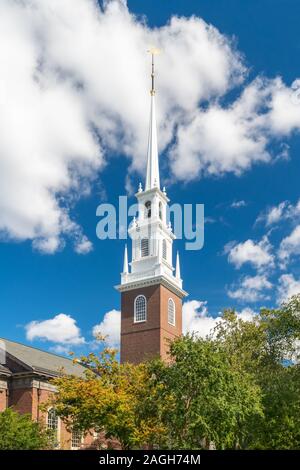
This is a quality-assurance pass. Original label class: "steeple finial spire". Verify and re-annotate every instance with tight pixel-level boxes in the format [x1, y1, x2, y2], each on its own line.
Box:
[145, 48, 161, 191]
[123, 244, 128, 274]
[175, 251, 181, 280]
[148, 47, 160, 95]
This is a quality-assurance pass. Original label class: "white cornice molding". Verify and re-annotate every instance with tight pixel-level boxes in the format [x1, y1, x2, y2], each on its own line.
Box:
[10, 375, 58, 392]
[115, 274, 188, 299]
[135, 187, 169, 203]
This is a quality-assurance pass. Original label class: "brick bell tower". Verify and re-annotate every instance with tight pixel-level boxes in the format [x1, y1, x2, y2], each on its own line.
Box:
[116, 50, 188, 364]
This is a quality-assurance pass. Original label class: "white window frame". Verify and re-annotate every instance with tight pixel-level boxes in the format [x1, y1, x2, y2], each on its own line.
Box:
[134, 295, 147, 323]
[168, 298, 176, 326]
[47, 407, 60, 448]
[71, 429, 84, 450]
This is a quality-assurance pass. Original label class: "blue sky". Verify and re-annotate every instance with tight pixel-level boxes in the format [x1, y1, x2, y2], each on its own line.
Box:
[1, 0, 300, 355]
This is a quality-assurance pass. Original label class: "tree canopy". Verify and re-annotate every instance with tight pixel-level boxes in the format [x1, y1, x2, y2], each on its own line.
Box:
[0, 408, 54, 450]
[47, 295, 300, 450]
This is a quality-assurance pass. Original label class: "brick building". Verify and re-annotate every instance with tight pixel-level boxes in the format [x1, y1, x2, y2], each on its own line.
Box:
[116, 51, 188, 363]
[0, 338, 98, 449]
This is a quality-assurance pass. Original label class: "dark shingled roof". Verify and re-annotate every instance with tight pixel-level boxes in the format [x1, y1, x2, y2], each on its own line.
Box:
[0, 338, 86, 377]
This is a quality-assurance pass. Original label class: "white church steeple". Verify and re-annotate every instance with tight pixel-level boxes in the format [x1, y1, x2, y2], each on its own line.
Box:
[117, 50, 187, 300]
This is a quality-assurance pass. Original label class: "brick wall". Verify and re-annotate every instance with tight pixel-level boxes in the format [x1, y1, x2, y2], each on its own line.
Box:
[0, 365, 110, 450]
[160, 284, 182, 361]
[121, 283, 182, 363]
[30, 386, 92, 450]
[6, 379, 95, 450]
[9, 387, 33, 414]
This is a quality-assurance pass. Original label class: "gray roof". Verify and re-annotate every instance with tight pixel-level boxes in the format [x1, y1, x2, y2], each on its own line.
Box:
[0, 338, 87, 378]
[0, 363, 11, 376]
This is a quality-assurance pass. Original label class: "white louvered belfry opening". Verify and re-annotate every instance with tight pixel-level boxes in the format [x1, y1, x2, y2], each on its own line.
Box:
[134, 295, 147, 322]
[141, 238, 149, 257]
[162, 239, 167, 260]
[168, 298, 175, 326]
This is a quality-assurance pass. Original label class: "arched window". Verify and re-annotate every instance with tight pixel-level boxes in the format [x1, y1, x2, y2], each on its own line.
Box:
[168, 298, 175, 326]
[145, 201, 151, 218]
[162, 239, 167, 260]
[141, 238, 149, 257]
[134, 295, 147, 323]
[47, 408, 59, 447]
[47, 408, 58, 431]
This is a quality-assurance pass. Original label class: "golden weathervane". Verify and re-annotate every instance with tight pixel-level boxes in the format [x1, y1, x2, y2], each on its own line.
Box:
[147, 47, 161, 95]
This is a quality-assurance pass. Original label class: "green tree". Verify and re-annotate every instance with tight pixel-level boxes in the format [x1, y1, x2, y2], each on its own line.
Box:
[47, 344, 167, 450]
[48, 295, 300, 450]
[214, 295, 300, 449]
[0, 408, 54, 450]
[148, 335, 263, 449]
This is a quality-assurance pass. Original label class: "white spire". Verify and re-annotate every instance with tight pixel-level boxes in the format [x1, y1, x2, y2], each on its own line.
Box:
[175, 251, 181, 280]
[116, 50, 187, 300]
[123, 244, 128, 274]
[145, 50, 160, 191]
[145, 93, 160, 190]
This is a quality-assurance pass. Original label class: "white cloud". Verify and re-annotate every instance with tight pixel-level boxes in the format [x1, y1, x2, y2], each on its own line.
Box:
[277, 274, 300, 304]
[227, 236, 274, 270]
[0, 0, 246, 252]
[170, 77, 300, 181]
[92, 309, 121, 347]
[205, 216, 217, 224]
[183, 300, 256, 338]
[231, 200, 246, 209]
[74, 235, 93, 254]
[238, 307, 256, 322]
[183, 300, 220, 338]
[286, 200, 300, 220]
[269, 78, 300, 135]
[228, 274, 272, 302]
[256, 198, 300, 226]
[263, 201, 288, 226]
[25, 313, 85, 345]
[278, 225, 300, 267]
[0, 0, 103, 253]
[0, 1, 299, 253]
